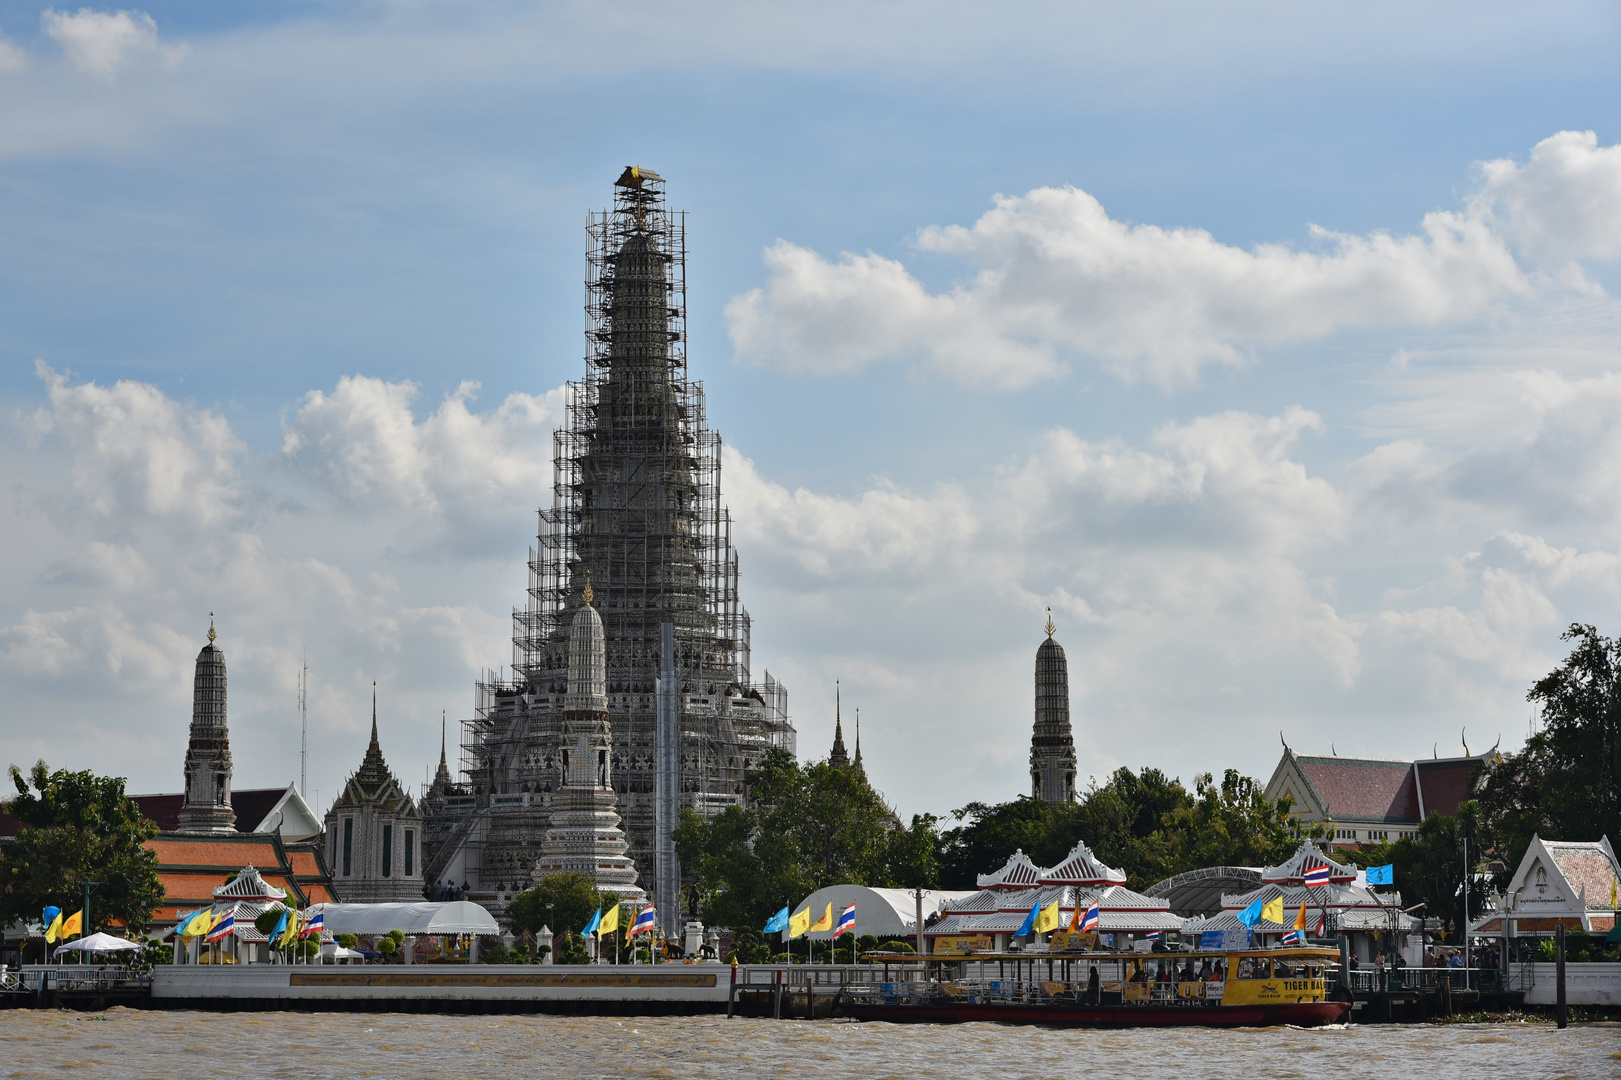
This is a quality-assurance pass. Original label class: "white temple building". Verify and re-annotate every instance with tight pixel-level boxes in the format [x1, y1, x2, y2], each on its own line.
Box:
[323, 688, 424, 903]
[925, 842, 1182, 953]
[531, 584, 646, 903]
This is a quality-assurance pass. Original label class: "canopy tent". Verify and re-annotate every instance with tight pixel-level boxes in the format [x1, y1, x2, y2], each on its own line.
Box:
[305, 901, 498, 936]
[53, 932, 143, 957]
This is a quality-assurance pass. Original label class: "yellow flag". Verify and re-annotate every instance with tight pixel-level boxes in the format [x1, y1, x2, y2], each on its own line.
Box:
[809, 903, 833, 933]
[45, 912, 64, 944]
[1261, 897, 1285, 926]
[788, 906, 812, 939]
[59, 909, 83, 940]
[1294, 903, 1309, 931]
[598, 903, 620, 937]
[1034, 900, 1061, 934]
[280, 910, 301, 948]
[180, 909, 214, 939]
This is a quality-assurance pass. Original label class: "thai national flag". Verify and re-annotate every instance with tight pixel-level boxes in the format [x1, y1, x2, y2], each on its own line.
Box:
[1314, 910, 1326, 935]
[1079, 903, 1100, 933]
[1303, 863, 1332, 887]
[833, 902, 856, 939]
[1145, 931, 1160, 941]
[302, 911, 324, 938]
[629, 905, 658, 937]
[1282, 929, 1305, 945]
[205, 911, 235, 942]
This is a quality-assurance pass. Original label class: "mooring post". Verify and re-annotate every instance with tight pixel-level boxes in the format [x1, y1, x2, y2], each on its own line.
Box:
[1555, 923, 1567, 1029]
[727, 958, 738, 1018]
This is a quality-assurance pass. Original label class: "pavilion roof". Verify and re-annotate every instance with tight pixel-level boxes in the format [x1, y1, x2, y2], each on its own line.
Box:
[1261, 841, 1356, 884]
[1038, 840, 1127, 886]
[977, 850, 1043, 889]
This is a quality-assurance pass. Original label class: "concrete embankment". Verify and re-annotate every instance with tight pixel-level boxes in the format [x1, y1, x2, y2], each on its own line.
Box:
[149, 964, 731, 1014]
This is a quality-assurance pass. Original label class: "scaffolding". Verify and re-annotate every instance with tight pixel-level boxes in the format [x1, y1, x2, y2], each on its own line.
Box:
[434, 168, 794, 910]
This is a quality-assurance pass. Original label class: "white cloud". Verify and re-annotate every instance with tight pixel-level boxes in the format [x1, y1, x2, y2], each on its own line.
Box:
[1475, 130, 1621, 268]
[0, 30, 28, 72]
[281, 375, 563, 519]
[730, 132, 1621, 387]
[22, 360, 243, 526]
[43, 7, 185, 80]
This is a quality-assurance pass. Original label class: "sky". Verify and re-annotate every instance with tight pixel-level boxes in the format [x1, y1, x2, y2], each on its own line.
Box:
[2, 1, 1621, 828]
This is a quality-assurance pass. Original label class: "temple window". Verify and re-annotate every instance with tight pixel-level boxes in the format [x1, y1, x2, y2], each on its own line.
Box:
[342, 817, 354, 877]
[382, 824, 393, 878]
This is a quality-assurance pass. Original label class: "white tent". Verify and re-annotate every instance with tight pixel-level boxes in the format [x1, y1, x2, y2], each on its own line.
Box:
[53, 932, 143, 957]
[791, 886, 976, 941]
[304, 901, 498, 936]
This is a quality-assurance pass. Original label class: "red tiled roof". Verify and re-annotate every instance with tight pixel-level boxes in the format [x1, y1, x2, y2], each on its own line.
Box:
[148, 837, 281, 866]
[287, 850, 322, 875]
[1546, 843, 1620, 911]
[1414, 760, 1482, 818]
[1296, 757, 1419, 822]
[130, 788, 290, 832]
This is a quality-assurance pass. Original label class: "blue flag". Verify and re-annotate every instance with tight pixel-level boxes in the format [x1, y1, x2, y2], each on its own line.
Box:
[581, 908, 602, 937]
[1014, 902, 1039, 937]
[1236, 898, 1264, 928]
[763, 906, 790, 934]
[1365, 864, 1394, 886]
[41, 905, 60, 929]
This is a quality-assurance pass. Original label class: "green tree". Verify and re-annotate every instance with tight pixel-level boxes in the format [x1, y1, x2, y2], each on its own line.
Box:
[1475, 624, 1621, 880]
[1385, 804, 1479, 943]
[676, 749, 937, 930]
[506, 872, 605, 938]
[1524, 623, 1621, 842]
[0, 761, 162, 934]
[937, 767, 1195, 889]
[1150, 769, 1304, 881]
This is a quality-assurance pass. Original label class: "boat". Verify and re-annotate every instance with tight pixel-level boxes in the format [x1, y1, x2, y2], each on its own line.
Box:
[837, 946, 1351, 1028]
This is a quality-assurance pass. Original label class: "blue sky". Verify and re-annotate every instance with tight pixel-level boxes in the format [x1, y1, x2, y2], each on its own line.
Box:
[2, 1, 1620, 825]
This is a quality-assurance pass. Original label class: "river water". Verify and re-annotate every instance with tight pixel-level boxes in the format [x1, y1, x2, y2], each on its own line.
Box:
[2, 1011, 1616, 1079]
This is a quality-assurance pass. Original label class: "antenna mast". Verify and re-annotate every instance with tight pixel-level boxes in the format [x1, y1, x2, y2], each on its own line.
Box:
[298, 655, 308, 795]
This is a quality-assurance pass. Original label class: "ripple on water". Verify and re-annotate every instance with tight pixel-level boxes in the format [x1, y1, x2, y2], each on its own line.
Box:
[1, 1012, 1618, 1080]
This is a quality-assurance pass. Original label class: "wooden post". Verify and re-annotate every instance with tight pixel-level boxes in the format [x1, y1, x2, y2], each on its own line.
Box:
[1555, 923, 1567, 1029]
[727, 958, 737, 1018]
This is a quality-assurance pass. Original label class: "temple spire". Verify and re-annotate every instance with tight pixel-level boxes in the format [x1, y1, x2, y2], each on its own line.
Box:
[370, 682, 380, 753]
[829, 680, 849, 767]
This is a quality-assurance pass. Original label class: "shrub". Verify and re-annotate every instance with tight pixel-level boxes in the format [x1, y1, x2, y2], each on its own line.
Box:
[336, 933, 359, 950]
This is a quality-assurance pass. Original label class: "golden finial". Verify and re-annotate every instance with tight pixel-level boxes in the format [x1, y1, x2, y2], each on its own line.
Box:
[1045, 607, 1055, 639]
[583, 574, 594, 606]
[208, 612, 216, 644]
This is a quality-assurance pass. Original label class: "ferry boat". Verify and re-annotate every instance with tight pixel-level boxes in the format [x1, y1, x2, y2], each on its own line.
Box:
[837, 946, 1351, 1028]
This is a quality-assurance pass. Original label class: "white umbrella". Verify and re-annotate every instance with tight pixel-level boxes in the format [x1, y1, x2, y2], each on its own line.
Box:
[53, 932, 143, 957]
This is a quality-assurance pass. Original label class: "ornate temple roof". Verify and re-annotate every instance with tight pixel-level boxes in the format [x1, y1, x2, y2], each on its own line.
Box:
[1040, 840, 1128, 886]
[212, 864, 287, 902]
[329, 687, 418, 816]
[976, 849, 1044, 889]
[1260, 841, 1356, 884]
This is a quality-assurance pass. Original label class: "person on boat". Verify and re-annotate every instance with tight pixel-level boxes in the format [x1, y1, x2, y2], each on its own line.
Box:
[1180, 958, 1196, 982]
[1198, 958, 1213, 981]
[1087, 965, 1100, 1005]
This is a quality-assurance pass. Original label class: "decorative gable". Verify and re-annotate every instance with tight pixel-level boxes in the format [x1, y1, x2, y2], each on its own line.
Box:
[977, 849, 1043, 890]
[1039, 840, 1126, 886]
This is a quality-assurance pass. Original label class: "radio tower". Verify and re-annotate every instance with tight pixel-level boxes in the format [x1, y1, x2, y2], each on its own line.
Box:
[298, 656, 308, 795]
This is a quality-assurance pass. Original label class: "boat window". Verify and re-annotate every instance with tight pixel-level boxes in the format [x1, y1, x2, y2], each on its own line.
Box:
[1239, 958, 1270, 980]
[1273, 959, 1292, 978]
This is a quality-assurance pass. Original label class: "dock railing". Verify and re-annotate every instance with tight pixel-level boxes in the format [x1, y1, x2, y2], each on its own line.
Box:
[1342, 966, 1500, 994]
[18, 965, 152, 993]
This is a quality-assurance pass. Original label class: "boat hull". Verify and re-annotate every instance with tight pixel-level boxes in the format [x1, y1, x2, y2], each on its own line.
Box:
[839, 999, 1351, 1028]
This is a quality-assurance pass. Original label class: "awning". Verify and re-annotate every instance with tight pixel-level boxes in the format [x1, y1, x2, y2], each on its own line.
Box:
[53, 932, 142, 956]
[305, 901, 498, 936]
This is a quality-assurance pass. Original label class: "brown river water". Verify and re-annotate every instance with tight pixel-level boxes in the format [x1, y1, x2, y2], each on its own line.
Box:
[1, 1010, 1616, 1080]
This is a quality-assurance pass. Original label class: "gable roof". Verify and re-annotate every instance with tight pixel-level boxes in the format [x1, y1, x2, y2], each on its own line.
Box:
[127, 786, 320, 839]
[976, 850, 1043, 889]
[1265, 747, 1491, 825]
[1038, 840, 1127, 886]
[1261, 841, 1356, 884]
